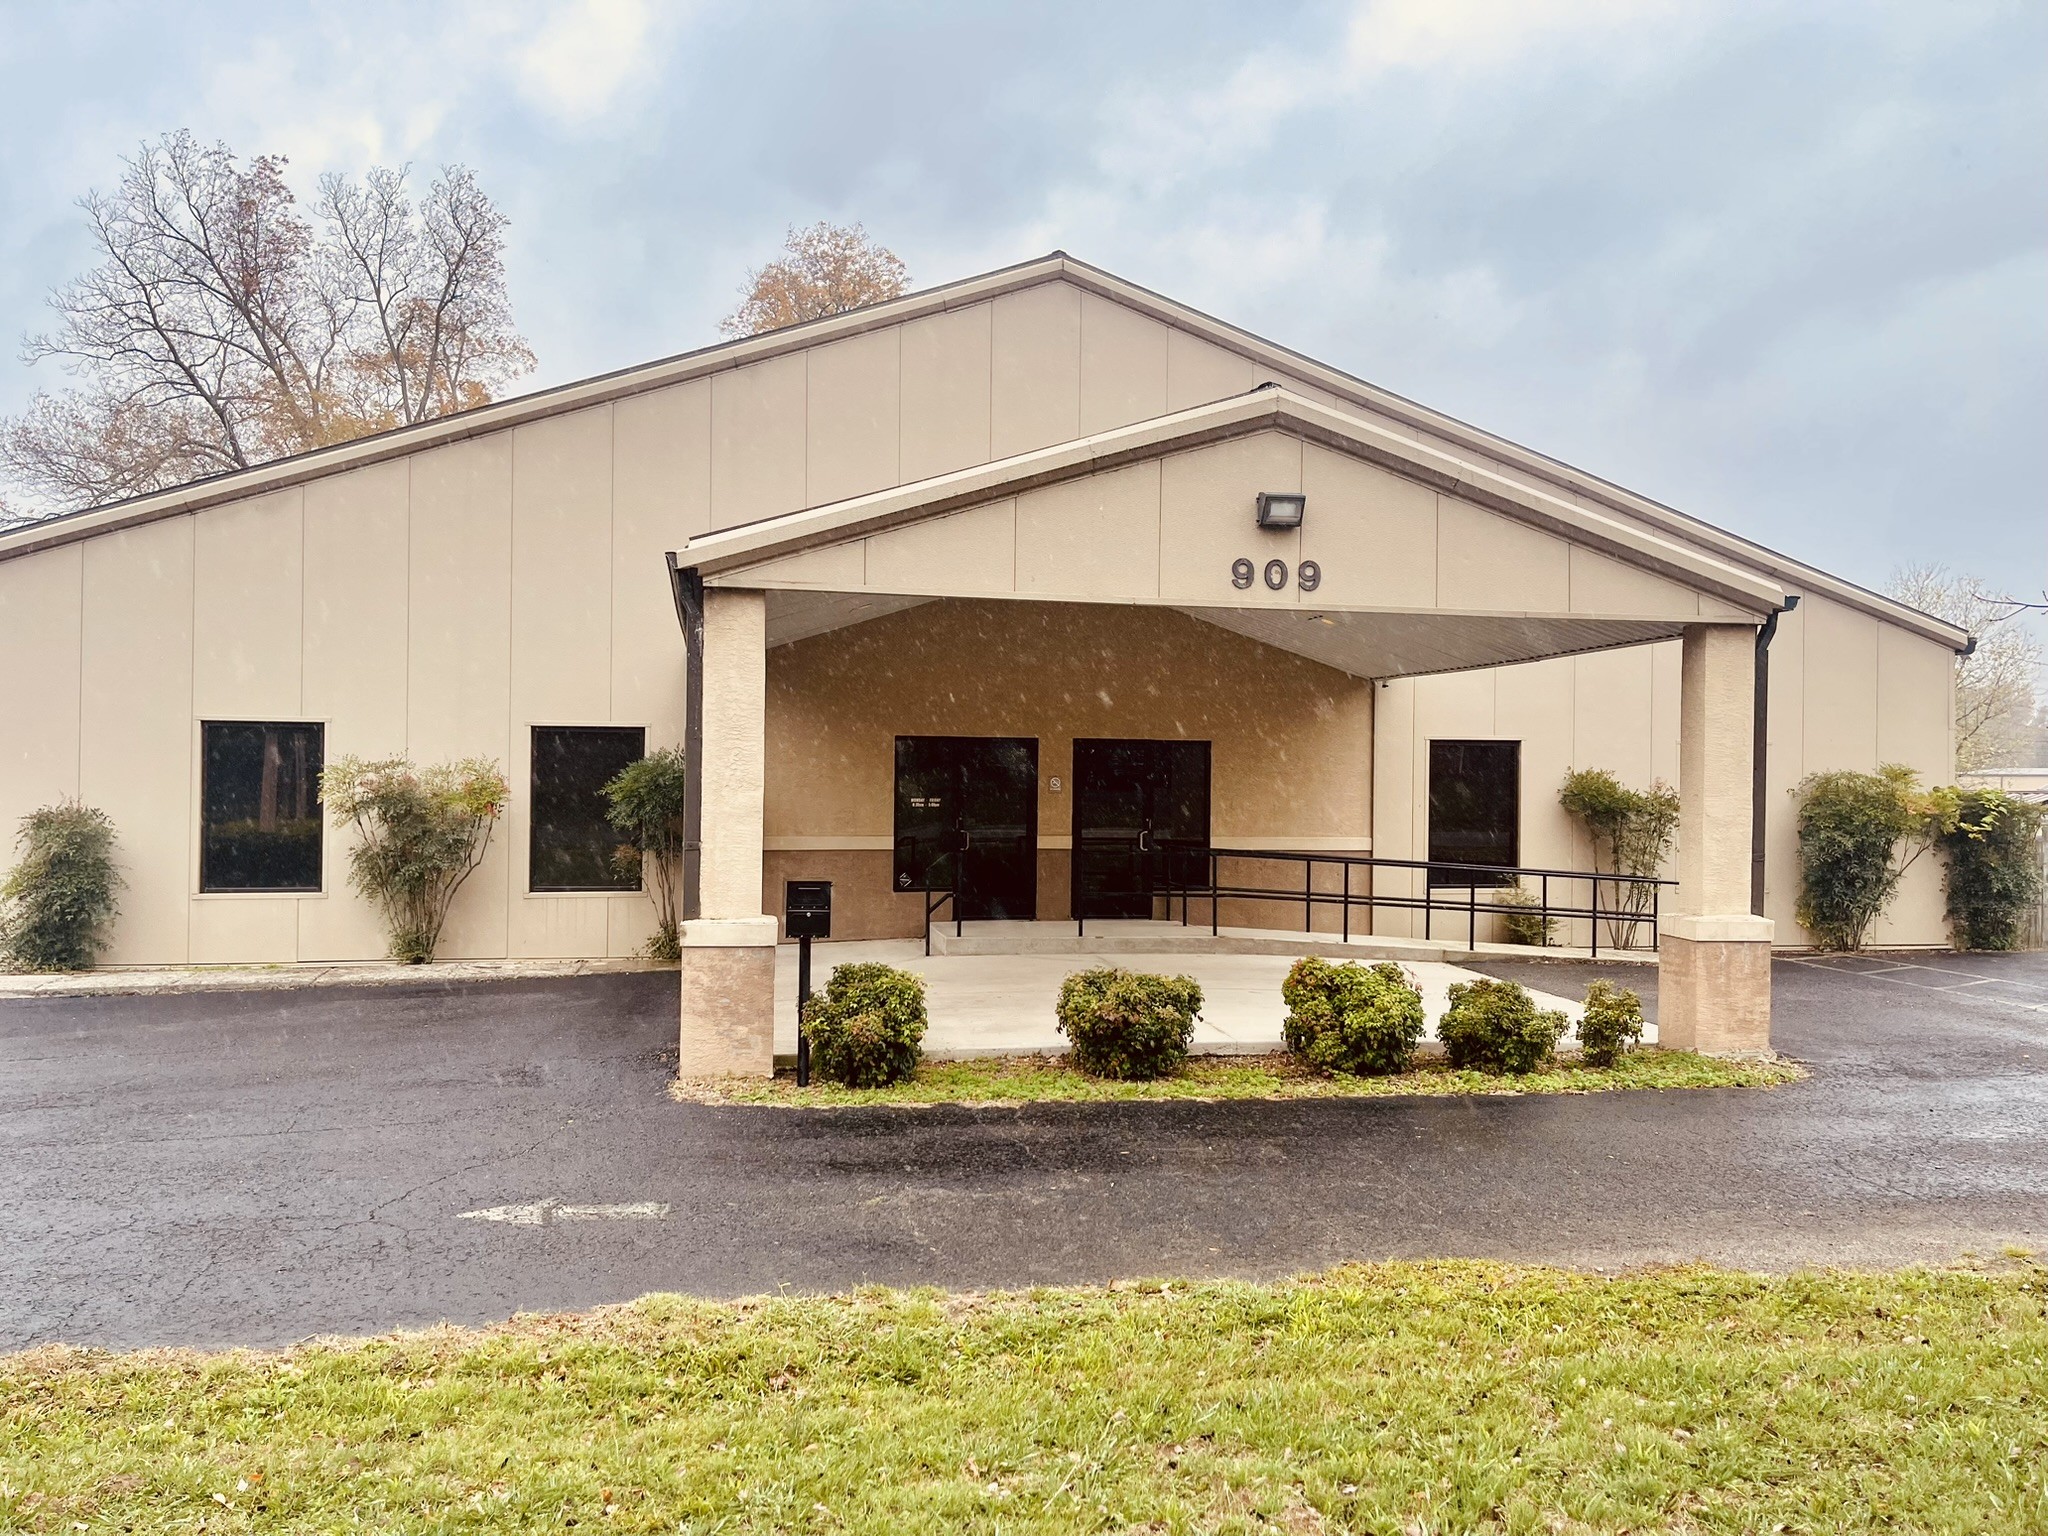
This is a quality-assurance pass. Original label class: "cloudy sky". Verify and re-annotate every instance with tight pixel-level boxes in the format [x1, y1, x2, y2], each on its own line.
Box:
[0, 0, 2041, 600]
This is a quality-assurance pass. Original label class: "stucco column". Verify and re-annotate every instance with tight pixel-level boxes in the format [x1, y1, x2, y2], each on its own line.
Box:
[678, 586, 776, 1078]
[1658, 622, 1773, 1054]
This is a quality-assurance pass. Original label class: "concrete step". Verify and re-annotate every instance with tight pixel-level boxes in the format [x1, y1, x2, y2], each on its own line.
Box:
[926, 920, 1452, 963]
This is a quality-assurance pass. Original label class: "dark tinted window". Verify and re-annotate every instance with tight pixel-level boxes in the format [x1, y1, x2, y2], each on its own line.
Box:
[1428, 739, 1519, 886]
[531, 727, 645, 891]
[201, 722, 324, 891]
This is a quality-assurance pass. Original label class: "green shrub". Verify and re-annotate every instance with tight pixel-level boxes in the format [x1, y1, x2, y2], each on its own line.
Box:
[1936, 789, 2046, 951]
[0, 802, 121, 972]
[1794, 765, 1934, 951]
[1559, 768, 1680, 948]
[1493, 882, 1555, 947]
[1281, 957, 1426, 1076]
[801, 962, 927, 1087]
[1056, 967, 1203, 1080]
[1576, 979, 1645, 1067]
[1437, 977, 1567, 1075]
[321, 756, 508, 963]
[603, 747, 688, 961]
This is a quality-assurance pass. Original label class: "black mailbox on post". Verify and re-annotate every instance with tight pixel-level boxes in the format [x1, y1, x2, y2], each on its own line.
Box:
[786, 880, 832, 1086]
[785, 880, 832, 941]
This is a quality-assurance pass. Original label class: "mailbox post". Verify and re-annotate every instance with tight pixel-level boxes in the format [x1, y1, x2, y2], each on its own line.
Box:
[784, 880, 832, 1085]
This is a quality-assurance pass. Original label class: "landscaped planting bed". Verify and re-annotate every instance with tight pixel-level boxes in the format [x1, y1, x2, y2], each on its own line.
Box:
[677, 1048, 1800, 1107]
[4, 1261, 2041, 1533]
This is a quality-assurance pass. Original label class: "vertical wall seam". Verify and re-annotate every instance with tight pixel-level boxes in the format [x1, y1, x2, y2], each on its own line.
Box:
[183, 515, 196, 961]
[296, 489, 307, 959]
[74, 543, 84, 795]
[893, 323, 904, 490]
[403, 457, 414, 753]
[296, 489, 306, 716]
[1154, 453, 1163, 597]
[1294, 436, 1304, 603]
[895, 319, 912, 486]
[1076, 288, 1086, 438]
[1073, 284, 1084, 443]
[1429, 490, 1445, 607]
[505, 436, 517, 959]
[607, 405, 616, 721]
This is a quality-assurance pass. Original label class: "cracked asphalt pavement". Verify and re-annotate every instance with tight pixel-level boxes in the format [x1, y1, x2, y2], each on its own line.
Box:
[5, 951, 2047, 1349]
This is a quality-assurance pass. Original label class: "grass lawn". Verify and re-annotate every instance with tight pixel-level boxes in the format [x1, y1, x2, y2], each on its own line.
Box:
[6, 1262, 2042, 1533]
[678, 1049, 1803, 1107]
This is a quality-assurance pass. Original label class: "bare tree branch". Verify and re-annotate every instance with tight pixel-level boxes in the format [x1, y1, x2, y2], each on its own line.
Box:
[1886, 562, 2047, 771]
[2, 132, 533, 517]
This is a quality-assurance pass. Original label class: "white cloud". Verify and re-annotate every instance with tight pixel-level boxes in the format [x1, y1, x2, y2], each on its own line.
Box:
[173, 0, 681, 180]
[1344, 0, 1697, 74]
[1093, 48, 1314, 186]
[0, 0, 2037, 579]
[513, 0, 665, 124]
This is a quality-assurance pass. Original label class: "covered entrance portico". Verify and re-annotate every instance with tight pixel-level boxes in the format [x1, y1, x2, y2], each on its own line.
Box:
[669, 388, 1788, 1077]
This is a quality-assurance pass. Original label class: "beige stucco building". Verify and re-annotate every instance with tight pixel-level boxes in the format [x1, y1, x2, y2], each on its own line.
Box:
[0, 254, 1967, 1070]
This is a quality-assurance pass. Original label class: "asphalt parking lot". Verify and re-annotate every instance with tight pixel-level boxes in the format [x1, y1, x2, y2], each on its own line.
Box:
[4, 950, 2046, 1349]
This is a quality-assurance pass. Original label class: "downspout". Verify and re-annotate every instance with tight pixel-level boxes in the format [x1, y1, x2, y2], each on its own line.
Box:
[1751, 594, 1800, 916]
[667, 554, 706, 923]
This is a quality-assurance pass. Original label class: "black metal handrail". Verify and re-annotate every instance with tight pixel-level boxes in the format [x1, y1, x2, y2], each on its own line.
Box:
[1074, 841, 1674, 957]
[896, 839, 963, 956]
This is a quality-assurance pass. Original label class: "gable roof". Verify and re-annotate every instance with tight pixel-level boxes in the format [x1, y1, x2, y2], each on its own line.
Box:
[0, 251, 1968, 651]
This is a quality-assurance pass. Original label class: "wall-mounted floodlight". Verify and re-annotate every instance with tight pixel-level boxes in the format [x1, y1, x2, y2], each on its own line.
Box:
[1256, 491, 1306, 529]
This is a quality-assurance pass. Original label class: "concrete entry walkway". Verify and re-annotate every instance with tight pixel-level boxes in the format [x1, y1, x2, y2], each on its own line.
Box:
[773, 935, 1610, 1060]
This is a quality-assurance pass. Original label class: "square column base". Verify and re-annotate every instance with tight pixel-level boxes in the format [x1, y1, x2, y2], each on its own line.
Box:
[1658, 914, 1774, 1056]
[678, 917, 779, 1079]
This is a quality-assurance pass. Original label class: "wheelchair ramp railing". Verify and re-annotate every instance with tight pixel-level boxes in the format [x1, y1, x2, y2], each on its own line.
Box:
[1073, 842, 1673, 957]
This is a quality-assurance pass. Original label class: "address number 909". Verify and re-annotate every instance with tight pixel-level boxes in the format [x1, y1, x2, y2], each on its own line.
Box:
[1231, 557, 1321, 593]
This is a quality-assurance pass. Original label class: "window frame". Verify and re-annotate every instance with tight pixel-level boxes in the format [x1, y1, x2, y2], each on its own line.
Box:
[196, 719, 328, 896]
[527, 723, 649, 895]
[1426, 738, 1521, 888]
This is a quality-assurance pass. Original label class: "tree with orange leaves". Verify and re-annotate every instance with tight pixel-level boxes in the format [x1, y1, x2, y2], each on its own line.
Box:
[1, 132, 532, 519]
[720, 222, 909, 339]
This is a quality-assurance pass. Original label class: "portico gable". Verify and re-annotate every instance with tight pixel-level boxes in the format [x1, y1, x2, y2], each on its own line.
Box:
[686, 389, 1780, 677]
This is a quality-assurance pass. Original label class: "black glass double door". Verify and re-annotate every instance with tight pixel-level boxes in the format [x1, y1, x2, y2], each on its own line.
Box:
[1072, 739, 1212, 919]
[893, 737, 1039, 920]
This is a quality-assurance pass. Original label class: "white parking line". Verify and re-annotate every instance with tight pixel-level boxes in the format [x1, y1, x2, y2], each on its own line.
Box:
[1788, 957, 2048, 1016]
[457, 1200, 669, 1225]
